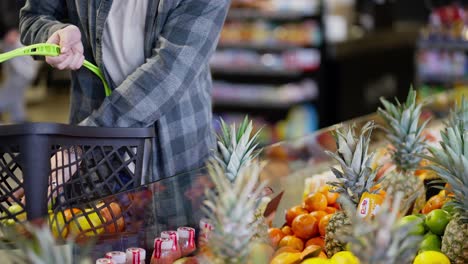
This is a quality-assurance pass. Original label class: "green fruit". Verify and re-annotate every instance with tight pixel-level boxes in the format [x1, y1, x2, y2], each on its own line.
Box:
[441, 203, 456, 215]
[424, 231, 435, 238]
[416, 213, 426, 221]
[425, 209, 451, 235]
[399, 215, 426, 235]
[420, 234, 441, 252]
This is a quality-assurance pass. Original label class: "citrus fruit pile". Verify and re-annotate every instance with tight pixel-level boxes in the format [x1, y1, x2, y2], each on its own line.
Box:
[269, 185, 340, 263]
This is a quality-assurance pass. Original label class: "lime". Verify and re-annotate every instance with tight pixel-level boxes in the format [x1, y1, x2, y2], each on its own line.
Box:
[415, 213, 426, 221]
[441, 203, 456, 216]
[331, 251, 360, 264]
[425, 209, 451, 235]
[413, 251, 450, 264]
[399, 215, 426, 235]
[419, 233, 441, 252]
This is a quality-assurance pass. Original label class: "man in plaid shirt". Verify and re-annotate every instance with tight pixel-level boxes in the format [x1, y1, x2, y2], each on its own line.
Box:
[20, 0, 230, 181]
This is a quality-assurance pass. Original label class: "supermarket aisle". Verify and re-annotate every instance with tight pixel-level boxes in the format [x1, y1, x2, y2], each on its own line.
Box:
[26, 90, 70, 123]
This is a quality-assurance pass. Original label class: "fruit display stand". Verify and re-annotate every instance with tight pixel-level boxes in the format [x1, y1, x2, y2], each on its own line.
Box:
[0, 91, 462, 264]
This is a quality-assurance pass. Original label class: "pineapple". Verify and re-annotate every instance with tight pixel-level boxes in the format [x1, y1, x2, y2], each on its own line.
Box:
[324, 121, 381, 257]
[201, 160, 268, 263]
[424, 122, 468, 263]
[446, 96, 468, 129]
[0, 223, 92, 264]
[377, 88, 429, 213]
[215, 116, 262, 182]
[342, 191, 422, 264]
[200, 117, 270, 263]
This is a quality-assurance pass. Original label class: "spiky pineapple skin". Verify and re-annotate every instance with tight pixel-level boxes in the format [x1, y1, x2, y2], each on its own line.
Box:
[385, 172, 426, 214]
[325, 211, 351, 257]
[441, 216, 468, 264]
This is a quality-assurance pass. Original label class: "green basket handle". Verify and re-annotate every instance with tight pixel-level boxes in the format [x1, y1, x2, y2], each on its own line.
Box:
[0, 43, 111, 96]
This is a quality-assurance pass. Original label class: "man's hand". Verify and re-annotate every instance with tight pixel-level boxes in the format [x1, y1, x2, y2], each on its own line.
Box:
[46, 25, 84, 70]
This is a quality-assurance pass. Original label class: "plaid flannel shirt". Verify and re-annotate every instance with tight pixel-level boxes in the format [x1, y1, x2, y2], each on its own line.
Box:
[20, 0, 230, 181]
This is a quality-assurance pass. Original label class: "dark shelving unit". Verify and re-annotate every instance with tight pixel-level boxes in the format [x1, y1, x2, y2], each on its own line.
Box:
[211, 1, 326, 134]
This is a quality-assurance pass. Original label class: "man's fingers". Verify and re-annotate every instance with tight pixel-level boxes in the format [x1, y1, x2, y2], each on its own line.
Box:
[54, 54, 75, 70]
[46, 31, 60, 45]
[46, 53, 69, 66]
[69, 54, 84, 70]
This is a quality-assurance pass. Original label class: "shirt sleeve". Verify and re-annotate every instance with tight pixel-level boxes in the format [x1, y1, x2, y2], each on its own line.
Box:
[80, 0, 230, 128]
[19, 0, 70, 45]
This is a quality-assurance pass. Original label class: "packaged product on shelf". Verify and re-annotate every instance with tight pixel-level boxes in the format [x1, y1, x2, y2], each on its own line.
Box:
[151, 238, 179, 264]
[177, 227, 197, 256]
[105, 251, 126, 264]
[125, 248, 146, 264]
[161, 231, 182, 260]
[96, 259, 114, 264]
[198, 218, 213, 247]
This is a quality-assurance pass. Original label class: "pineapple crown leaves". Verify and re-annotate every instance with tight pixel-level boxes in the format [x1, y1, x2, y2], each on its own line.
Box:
[422, 125, 468, 222]
[342, 191, 423, 264]
[325, 121, 381, 206]
[446, 96, 468, 130]
[0, 223, 93, 264]
[377, 88, 430, 173]
[215, 116, 263, 182]
[202, 160, 268, 262]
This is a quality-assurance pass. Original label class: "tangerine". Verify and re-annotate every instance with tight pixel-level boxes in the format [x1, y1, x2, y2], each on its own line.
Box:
[292, 214, 319, 240]
[286, 205, 308, 225]
[273, 246, 300, 257]
[325, 191, 339, 205]
[325, 207, 338, 214]
[319, 214, 332, 237]
[319, 185, 330, 193]
[305, 237, 325, 248]
[301, 245, 322, 259]
[422, 194, 445, 215]
[268, 228, 286, 248]
[278, 235, 304, 251]
[318, 251, 328, 259]
[309, 211, 327, 221]
[303, 193, 328, 212]
[282, 225, 294, 236]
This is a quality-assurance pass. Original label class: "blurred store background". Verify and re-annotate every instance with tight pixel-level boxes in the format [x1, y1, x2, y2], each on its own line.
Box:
[1, 0, 467, 145]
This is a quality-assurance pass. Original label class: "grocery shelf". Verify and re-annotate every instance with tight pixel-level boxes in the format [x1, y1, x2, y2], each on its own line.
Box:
[211, 67, 309, 78]
[217, 42, 319, 52]
[419, 75, 468, 84]
[213, 94, 318, 109]
[227, 9, 319, 21]
[418, 40, 468, 51]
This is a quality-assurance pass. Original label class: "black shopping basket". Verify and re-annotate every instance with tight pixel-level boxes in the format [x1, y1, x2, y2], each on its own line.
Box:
[0, 123, 154, 222]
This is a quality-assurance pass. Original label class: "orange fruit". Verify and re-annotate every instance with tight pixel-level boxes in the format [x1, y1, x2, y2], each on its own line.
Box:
[324, 207, 338, 214]
[309, 211, 327, 222]
[278, 235, 304, 251]
[273, 246, 300, 257]
[319, 185, 330, 193]
[305, 237, 325, 248]
[282, 225, 294, 236]
[292, 214, 318, 240]
[318, 251, 328, 259]
[325, 191, 339, 205]
[319, 214, 332, 237]
[286, 205, 308, 226]
[301, 245, 322, 259]
[268, 228, 286, 248]
[422, 194, 445, 214]
[303, 193, 328, 212]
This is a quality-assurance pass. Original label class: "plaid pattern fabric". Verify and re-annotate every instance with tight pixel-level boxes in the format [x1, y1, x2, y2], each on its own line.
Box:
[20, 0, 230, 181]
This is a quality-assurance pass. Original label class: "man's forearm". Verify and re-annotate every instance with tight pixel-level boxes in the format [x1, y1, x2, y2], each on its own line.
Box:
[19, 0, 69, 45]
